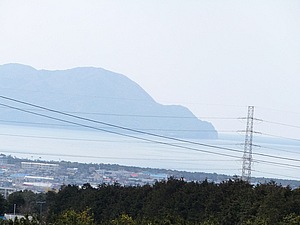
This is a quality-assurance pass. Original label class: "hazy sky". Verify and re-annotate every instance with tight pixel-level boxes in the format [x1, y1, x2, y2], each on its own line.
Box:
[0, 0, 299, 138]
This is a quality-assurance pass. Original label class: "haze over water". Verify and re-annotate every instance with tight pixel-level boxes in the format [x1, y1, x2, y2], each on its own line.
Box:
[1, 124, 299, 181]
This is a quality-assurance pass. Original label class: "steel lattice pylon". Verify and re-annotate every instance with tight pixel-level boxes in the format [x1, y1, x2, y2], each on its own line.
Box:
[242, 106, 254, 182]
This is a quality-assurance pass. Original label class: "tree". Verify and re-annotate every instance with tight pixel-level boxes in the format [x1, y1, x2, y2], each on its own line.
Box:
[280, 213, 300, 225]
[6, 192, 25, 214]
[111, 214, 135, 225]
[53, 209, 95, 225]
[0, 194, 6, 215]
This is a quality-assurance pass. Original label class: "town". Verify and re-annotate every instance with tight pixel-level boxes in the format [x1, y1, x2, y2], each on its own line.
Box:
[0, 154, 173, 195]
[1, 153, 300, 198]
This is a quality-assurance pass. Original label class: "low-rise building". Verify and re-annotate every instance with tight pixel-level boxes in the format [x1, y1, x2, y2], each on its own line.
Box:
[21, 162, 59, 171]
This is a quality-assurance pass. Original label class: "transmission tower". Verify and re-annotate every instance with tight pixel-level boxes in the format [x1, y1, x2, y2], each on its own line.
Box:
[242, 106, 254, 182]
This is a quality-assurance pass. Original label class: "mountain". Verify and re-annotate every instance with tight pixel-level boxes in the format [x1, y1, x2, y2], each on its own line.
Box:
[0, 63, 217, 139]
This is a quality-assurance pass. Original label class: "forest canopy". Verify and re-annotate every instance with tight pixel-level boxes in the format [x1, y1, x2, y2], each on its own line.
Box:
[1, 178, 300, 224]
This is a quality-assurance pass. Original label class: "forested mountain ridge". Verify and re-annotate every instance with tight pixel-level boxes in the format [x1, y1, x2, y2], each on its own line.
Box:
[0, 63, 217, 139]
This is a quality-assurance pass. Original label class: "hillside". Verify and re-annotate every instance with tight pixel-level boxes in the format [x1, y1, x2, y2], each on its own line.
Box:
[0, 63, 217, 139]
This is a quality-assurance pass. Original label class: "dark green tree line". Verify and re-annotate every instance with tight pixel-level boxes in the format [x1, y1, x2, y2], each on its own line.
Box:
[2, 178, 300, 224]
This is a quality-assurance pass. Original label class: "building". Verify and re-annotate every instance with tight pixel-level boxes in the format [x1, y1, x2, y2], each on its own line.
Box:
[21, 162, 59, 171]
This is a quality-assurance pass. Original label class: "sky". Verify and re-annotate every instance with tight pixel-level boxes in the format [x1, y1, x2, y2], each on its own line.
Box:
[0, 0, 300, 139]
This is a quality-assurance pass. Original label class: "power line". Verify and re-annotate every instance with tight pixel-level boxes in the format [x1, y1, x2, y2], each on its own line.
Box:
[0, 106, 239, 120]
[253, 159, 300, 170]
[1, 144, 299, 175]
[0, 102, 243, 160]
[262, 119, 300, 129]
[0, 133, 240, 146]
[1, 96, 300, 165]
[0, 120, 76, 128]
[2, 145, 298, 178]
[258, 145, 300, 156]
[0, 104, 292, 163]
[0, 96, 246, 153]
[3, 96, 300, 180]
[0, 88, 248, 109]
[0, 133, 152, 144]
[0, 148, 237, 162]
[260, 132, 300, 142]
[256, 106, 300, 116]
[252, 170, 300, 180]
[1, 147, 298, 180]
[0, 96, 300, 181]
[0, 87, 156, 103]
[0, 119, 236, 133]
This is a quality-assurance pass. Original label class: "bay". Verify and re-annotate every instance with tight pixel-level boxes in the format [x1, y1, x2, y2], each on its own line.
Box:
[0, 124, 299, 181]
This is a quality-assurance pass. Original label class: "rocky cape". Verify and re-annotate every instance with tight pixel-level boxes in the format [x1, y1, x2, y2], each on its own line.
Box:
[0, 63, 217, 139]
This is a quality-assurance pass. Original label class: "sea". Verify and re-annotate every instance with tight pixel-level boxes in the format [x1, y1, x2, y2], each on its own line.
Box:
[0, 124, 299, 181]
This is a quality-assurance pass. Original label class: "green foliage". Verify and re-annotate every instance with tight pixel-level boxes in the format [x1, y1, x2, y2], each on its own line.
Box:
[200, 218, 220, 225]
[53, 209, 95, 225]
[110, 214, 135, 225]
[280, 213, 300, 225]
[3, 178, 300, 224]
[0, 194, 6, 215]
[5, 190, 45, 216]
[6, 192, 25, 214]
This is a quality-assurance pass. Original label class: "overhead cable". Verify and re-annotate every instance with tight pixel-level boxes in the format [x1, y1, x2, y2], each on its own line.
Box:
[1, 95, 300, 164]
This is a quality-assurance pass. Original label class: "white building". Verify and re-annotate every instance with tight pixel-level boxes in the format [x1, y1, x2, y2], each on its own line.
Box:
[21, 162, 59, 171]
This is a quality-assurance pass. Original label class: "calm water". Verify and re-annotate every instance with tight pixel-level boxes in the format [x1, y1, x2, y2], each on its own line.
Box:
[0, 124, 299, 180]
